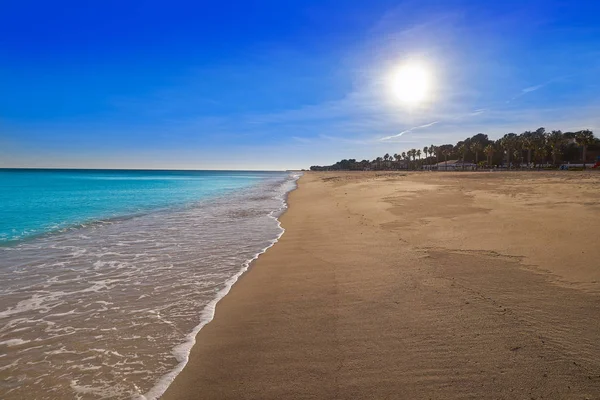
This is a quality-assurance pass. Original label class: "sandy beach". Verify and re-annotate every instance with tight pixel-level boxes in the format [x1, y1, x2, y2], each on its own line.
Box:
[163, 171, 600, 399]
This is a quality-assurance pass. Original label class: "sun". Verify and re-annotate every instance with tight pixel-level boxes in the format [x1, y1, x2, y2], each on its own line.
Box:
[391, 63, 431, 105]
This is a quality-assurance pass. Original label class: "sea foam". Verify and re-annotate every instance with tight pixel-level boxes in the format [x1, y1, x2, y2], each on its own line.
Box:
[0, 171, 300, 400]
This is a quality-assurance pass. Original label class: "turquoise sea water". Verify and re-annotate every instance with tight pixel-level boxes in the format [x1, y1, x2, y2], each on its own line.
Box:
[0, 169, 299, 399]
[0, 169, 279, 243]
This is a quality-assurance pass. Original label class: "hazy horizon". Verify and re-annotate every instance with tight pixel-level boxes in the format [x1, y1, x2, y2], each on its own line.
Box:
[2, 0, 599, 170]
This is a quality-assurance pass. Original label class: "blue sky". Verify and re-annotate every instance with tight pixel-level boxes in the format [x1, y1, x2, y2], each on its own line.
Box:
[1, 0, 599, 169]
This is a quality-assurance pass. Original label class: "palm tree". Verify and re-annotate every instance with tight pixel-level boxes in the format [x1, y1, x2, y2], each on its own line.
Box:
[513, 149, 522, 169]
[433, 145, 440, 166]
[412, 149, 418, 169]
[429, 145, 436, 164]
[531, 130, 546, 168]
[522, 131, 535, 166]
[442, 148, 450, 170]
[484, 144, 495, 166]
[416, 149, 422, 168]
[575, 129, 595, 168]
[533, 127, 546, 166]
[535, 127, 546, 137]
[471, 142, 483, 168]
[534, 143, 547, 169]
[423, 146, 429, 168]
[384, 153, 390, 162]
[457, 144, 467, 170]
[501, 133, 518, 169]
[513, 135, 523, 168]
[547, 130, 564, 166]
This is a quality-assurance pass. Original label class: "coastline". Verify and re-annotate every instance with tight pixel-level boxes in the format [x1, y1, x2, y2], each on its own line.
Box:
[141, 173, 300, 400]
[0, 170, 298, 400]
[162, 171, 600, 399]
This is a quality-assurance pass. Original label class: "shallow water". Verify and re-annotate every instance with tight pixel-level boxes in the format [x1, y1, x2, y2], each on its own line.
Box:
[0, 170, 299, 399]
[0, 170, 277, 244]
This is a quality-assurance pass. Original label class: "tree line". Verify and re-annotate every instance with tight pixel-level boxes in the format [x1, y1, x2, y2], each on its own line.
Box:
[309, 128, 599, 171]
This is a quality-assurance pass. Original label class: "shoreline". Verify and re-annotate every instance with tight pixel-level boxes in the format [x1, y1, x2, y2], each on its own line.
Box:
[142, 173, 300, 400]
[0, 170, 290, 247]
[162, 171, 600, 399]
[0, 171, 299, 400]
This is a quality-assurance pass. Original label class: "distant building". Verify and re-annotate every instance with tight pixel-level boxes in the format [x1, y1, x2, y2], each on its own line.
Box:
[425, 160, 477, 171]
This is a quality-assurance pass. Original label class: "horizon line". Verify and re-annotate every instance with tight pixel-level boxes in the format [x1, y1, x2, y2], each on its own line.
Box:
[0, 167, 296, 172]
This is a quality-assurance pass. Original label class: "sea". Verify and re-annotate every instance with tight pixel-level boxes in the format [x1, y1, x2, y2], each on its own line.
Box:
[0, 169, 300, 399]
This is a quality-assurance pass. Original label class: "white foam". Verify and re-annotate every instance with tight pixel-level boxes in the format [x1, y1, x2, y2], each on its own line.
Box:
[0, 172, 302, 400]
[44, 346, 78, 355]
[0, 338, 30, 347]
[70, 380, 127, 399]
[17, 345, 45, 354]
[69, 364, 102, 371]
[139, 172, 301, 400]
[90, 348, 126, 358]
[0, 359, 20, 371]
[0, 292, 67, 318]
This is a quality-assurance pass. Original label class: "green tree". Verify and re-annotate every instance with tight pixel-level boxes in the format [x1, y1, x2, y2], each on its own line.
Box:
[457, 144, 467, 170]
[436, 145, 453, 171]
[547, 130, 564, 166]
[575, 129, 595, 168]
[514, 135, 524, 168]
[501, 133, 518, 169]
[513, 149, 521, 169]
[521, 131, 535, 166]
[535, 127, 546, 137]
[484, 144, 495, 166]
[441, 148, 451, 170]
[534, 142, 548, 168]
[430, 145, 438, 166]
[409, 149, 417, 169]
[471, 142, 483, 168]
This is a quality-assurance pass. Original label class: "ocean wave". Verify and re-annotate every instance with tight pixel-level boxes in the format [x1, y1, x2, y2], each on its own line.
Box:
[140, 172, 299, 400]
[0, 171, 301, 400]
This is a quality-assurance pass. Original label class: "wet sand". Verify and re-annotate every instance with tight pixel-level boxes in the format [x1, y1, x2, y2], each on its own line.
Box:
[163, 171, 600, 399]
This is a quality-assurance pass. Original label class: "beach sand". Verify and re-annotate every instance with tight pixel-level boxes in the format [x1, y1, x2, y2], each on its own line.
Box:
[163, 171, 600, 399]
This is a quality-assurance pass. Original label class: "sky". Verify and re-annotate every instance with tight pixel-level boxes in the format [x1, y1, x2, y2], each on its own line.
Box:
[1, 0, 600, 170]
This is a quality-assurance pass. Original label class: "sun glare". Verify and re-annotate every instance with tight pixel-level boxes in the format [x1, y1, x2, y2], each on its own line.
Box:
[392, 63, 431, 105]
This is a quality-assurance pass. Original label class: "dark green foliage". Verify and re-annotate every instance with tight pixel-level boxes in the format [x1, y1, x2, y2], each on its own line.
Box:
[309, 129, 598, 171]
